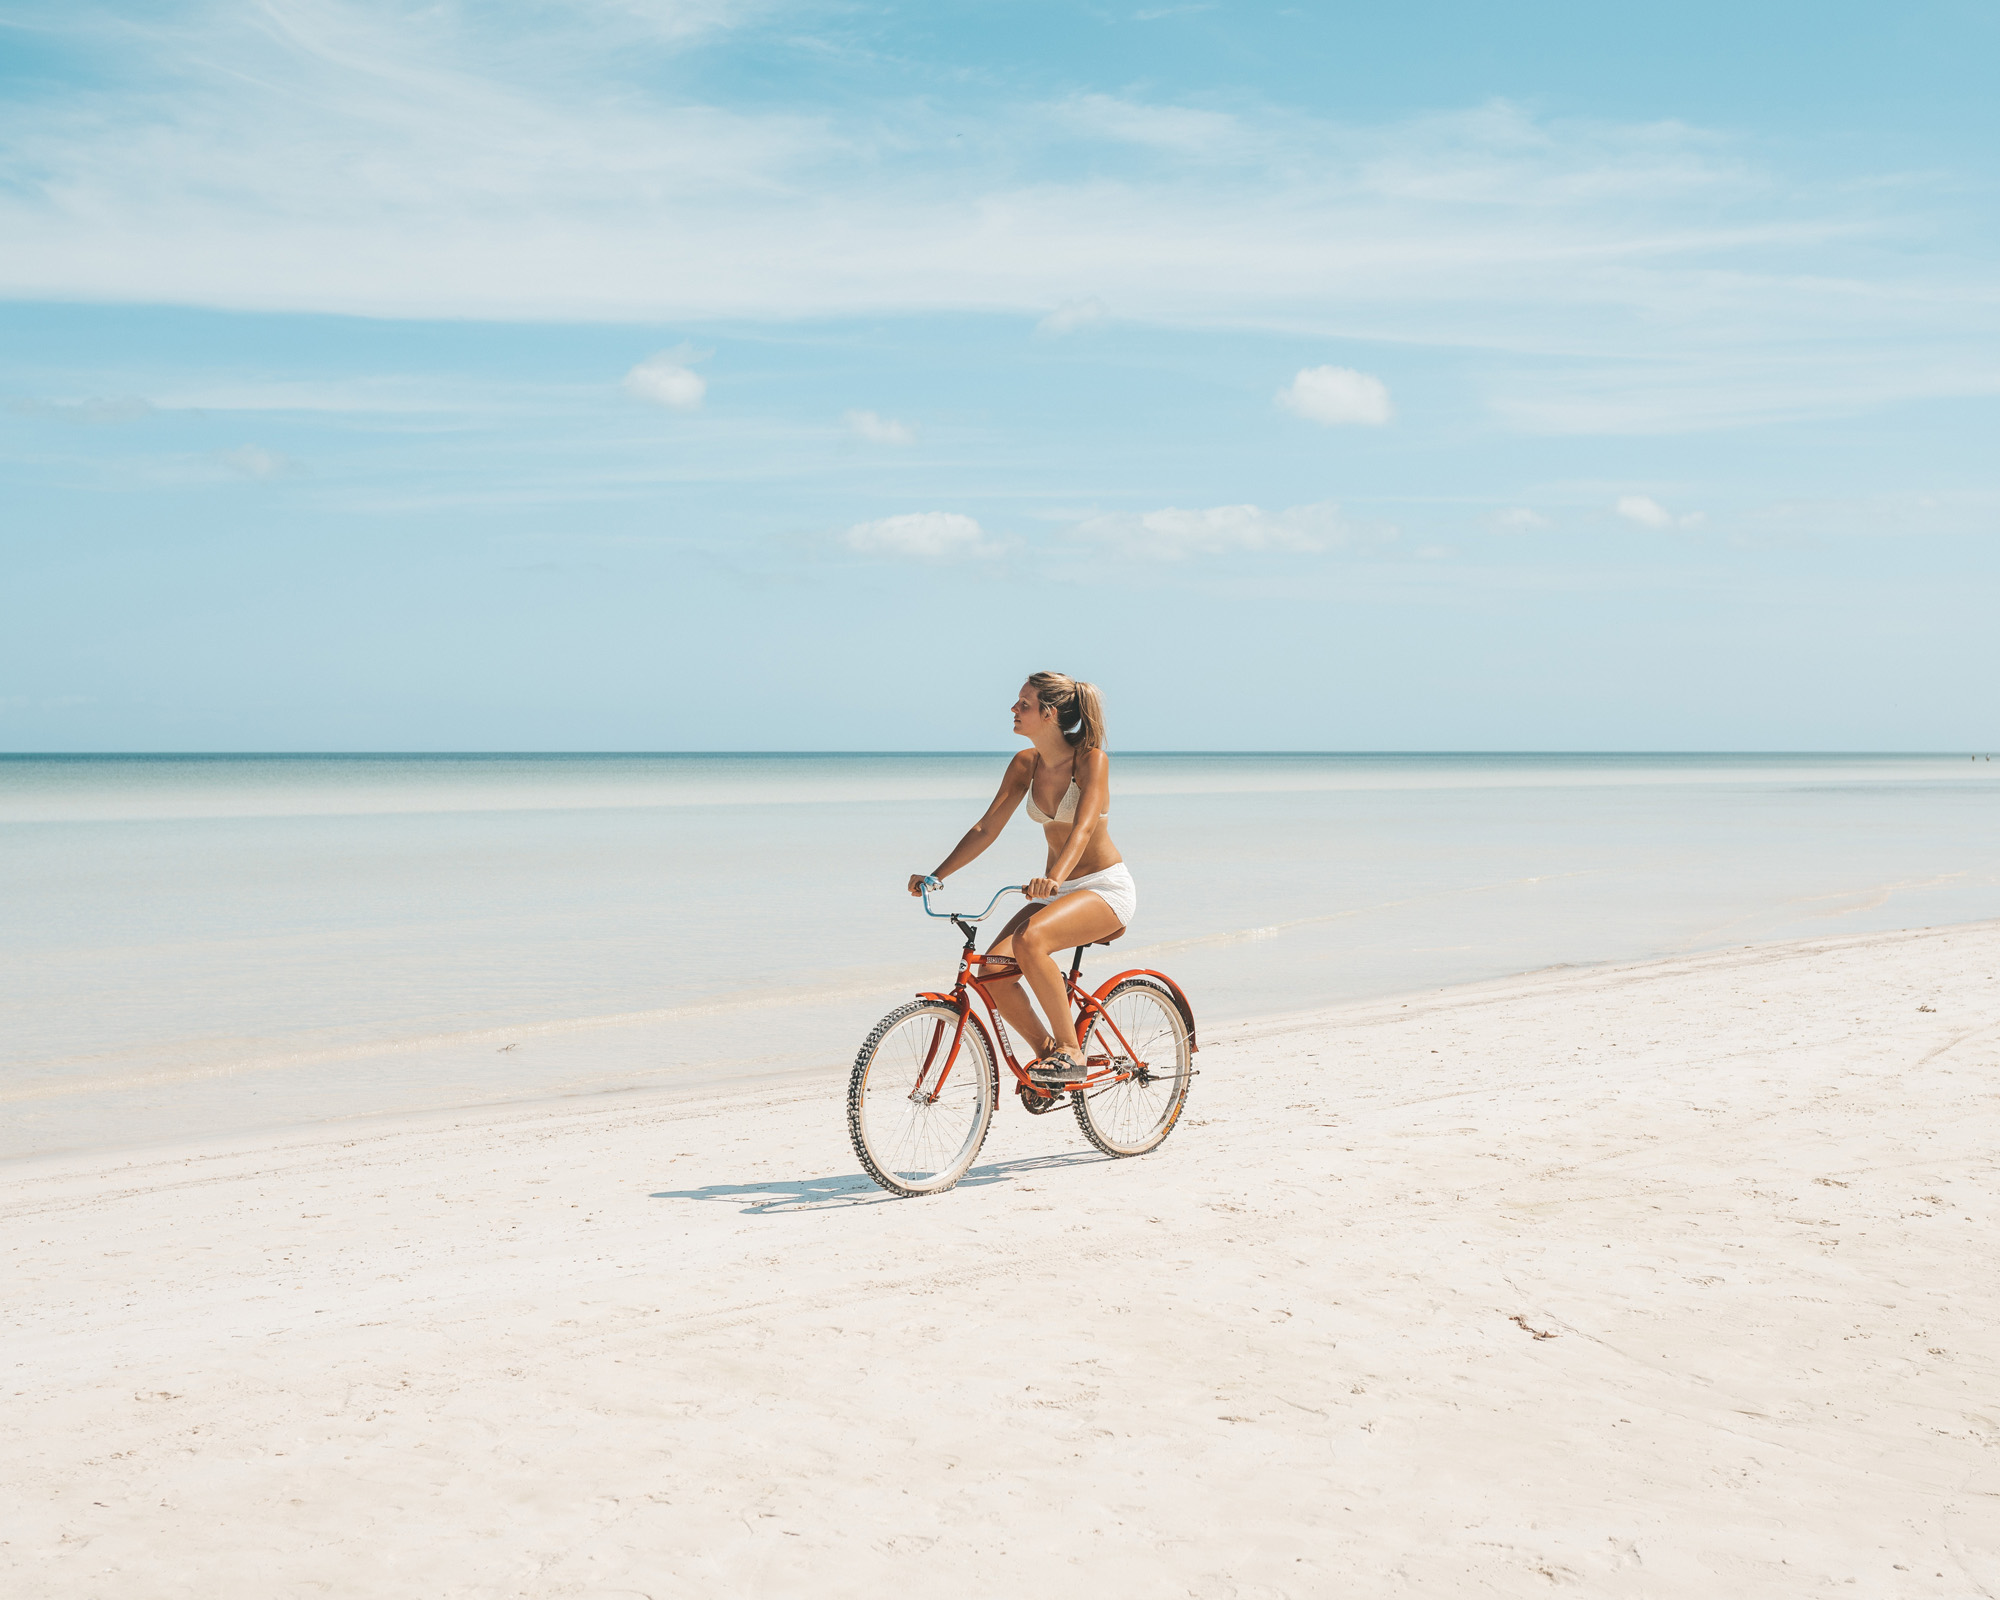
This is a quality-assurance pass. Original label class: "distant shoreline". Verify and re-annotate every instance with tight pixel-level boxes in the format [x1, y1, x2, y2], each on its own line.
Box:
[9, 753, 1996, 1164]
[6, 748, 1997, 759]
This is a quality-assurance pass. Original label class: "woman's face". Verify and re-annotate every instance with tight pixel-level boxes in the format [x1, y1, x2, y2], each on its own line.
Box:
[1011, 684, 1048, 737]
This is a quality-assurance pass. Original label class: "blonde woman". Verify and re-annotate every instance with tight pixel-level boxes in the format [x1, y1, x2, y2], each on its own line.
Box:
[907, 671, 1135, 1086]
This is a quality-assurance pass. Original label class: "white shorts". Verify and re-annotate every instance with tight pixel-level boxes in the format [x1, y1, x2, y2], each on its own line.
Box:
[1029, 863, 1137, 930]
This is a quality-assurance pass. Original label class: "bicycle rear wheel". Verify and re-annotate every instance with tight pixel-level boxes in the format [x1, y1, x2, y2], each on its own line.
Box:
[848, 1000, 998, 1196]
[1073, 978, 1192, 1157]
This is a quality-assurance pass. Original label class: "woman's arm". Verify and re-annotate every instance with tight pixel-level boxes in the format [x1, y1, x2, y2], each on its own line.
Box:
[1041, 747, 1110, 885]
[907, 749, 1035, 895]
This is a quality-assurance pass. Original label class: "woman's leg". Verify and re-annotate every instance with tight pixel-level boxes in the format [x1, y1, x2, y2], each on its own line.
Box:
[984, 907, 1055, 1057]
[1009, 892, 1124, 1056]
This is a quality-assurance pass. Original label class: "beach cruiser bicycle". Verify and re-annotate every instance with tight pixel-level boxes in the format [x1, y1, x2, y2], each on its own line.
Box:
[846, 882, 1198, 1197]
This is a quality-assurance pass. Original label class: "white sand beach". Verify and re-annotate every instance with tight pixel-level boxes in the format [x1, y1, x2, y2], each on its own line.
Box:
[6, 922, 1999, 1598]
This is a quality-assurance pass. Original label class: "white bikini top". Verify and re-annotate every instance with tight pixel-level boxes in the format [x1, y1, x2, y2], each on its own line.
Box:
[1023, 759, 1109, 826]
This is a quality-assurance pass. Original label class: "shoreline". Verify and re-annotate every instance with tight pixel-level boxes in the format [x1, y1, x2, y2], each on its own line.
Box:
[9, 919, 1999, 1595]
[11, 749, 1998, 1166]
[11, 914, 1994, 1175]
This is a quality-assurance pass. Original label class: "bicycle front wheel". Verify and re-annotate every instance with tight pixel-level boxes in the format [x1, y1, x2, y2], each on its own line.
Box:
[848, 1000, 998, 1197]
[1074, 978, 1192, 1157]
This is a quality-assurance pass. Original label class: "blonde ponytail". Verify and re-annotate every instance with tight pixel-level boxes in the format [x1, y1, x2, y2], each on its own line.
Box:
[1027, 671, 1106, 751]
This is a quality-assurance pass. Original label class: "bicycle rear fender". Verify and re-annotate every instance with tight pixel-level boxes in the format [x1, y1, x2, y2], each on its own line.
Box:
[1090, 969, 1199, 1052]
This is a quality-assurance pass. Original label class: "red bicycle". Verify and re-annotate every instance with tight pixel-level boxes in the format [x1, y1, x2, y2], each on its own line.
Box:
[847, 882, 1198, 1197]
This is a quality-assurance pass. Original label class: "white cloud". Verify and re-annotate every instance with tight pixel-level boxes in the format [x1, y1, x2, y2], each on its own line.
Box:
[1614, 495, 1672, 527]
[1074, 500, 1366, 560]
[1036, 297, 1110, 336]
[1496, 507, 1551, 530]
[1614, 494, 1705, 529]
[1277, 366, 1394, 427]
[844, 409, 914, 445]
[843, 511, 996, 559]
[219, 444, 298, 480]
[623, 347, 707, 410]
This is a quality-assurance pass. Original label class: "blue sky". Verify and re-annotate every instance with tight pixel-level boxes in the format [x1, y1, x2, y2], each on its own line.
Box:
[3, 0, 1998, 751]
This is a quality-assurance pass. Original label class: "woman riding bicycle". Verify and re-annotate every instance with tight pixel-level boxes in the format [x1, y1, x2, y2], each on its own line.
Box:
[907, 671, 1136, 1089]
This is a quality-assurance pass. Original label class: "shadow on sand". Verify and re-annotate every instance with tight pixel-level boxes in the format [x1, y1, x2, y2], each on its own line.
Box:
[650, 1149, 1109, 1214]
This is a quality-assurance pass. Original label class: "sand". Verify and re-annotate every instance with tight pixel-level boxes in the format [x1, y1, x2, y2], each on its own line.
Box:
[6, 922, 1999, 1598]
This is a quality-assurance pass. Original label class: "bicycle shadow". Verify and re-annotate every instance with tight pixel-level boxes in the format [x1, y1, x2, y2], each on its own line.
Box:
[650, 1150, 1110, 1215]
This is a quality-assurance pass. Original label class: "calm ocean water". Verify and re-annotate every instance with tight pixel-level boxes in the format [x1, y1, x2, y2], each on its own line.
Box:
[4, 751, 1998, 1159]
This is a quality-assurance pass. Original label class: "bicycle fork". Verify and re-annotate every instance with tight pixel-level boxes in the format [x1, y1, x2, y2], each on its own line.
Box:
[909, 927, 981, 1102]
[909, 1009, 969, 1103]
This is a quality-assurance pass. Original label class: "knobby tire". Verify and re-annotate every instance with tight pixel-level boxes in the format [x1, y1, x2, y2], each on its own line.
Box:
[848, 1000, 998, 1197]
[1072, 977, 1193, 1157]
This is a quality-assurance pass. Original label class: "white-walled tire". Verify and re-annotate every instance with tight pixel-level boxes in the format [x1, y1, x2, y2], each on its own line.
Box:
[1073, 979, 1192, 1157]
[849, 1001, 998, 1196]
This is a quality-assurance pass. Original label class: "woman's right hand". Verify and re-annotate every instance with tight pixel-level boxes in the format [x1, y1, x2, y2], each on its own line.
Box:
[908, 874, 934, 897]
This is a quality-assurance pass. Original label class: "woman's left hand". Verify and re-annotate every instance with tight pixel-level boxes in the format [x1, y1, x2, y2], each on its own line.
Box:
[1025, 876, 1059, 900]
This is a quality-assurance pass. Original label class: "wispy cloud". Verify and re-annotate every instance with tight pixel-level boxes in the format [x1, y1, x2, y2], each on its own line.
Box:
[844, 409, 914, 444]
[9, 396, 155, 423]
[1050, 94, 1242, 155]
[219, 444, 301, 480]
[145, 377, 560, 415]
[1073, 500, 1382, 559]
[1036, 297, 1109, 336]
[0, 5, 1994, 434]
[578, 0, 771, 45]
[843, 511, 998, 558]
[1492, 351, 2000, 436]
[1277, 366, 1393, 426]
[1743, 491, 2000, 540]
[1496, 507, 1552, 530]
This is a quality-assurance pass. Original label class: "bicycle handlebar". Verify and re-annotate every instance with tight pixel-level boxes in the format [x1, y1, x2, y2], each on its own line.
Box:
[918, 878, 1025, 922]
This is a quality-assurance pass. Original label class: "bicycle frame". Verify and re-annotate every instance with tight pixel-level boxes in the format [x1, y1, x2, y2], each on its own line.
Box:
[908, 912, 1198, 1106]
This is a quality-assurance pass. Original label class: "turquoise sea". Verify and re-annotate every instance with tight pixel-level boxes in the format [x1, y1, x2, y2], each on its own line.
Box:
[3, 751, 1997, 1159]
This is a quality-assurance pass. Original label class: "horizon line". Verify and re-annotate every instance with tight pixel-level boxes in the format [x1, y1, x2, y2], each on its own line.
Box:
[4, 749, 1994, 761]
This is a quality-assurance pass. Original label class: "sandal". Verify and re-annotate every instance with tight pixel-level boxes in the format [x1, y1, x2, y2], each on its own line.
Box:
[1027, 1047, 1083, 1088]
